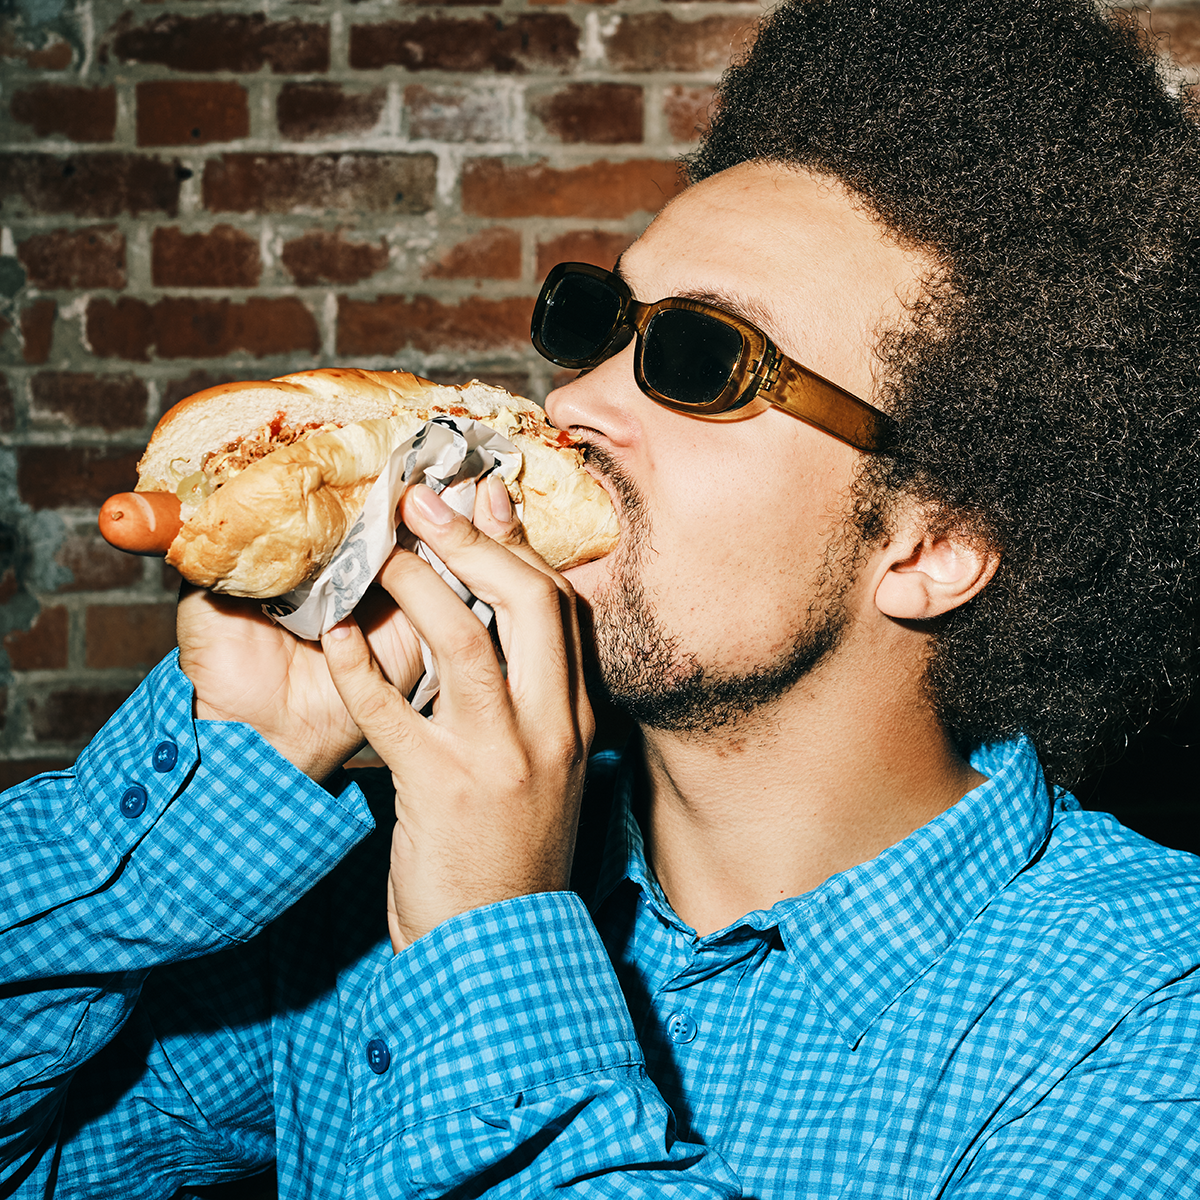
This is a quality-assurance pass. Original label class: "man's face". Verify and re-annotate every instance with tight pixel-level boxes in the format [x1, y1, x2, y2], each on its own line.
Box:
[544, 162, 928, 732]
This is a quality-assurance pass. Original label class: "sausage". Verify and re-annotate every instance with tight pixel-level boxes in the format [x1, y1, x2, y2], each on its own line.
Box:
[99, 491, 183, 555]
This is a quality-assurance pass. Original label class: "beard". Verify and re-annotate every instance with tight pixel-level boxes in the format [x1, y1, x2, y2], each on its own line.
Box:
[582, 446, 860, 736]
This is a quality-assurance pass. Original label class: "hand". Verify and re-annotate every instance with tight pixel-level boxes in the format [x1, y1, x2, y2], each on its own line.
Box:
[177, 582, 425, 782]
[320, 477, 595, 952]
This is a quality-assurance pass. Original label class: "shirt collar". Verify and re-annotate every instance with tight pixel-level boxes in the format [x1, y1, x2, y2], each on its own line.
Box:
[588, 736, 1062, 1044]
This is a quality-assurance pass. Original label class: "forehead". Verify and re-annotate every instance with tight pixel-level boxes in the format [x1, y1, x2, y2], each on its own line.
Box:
[619, 161, 930, 400]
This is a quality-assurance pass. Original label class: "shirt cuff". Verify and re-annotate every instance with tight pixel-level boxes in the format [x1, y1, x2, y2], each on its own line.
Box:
[347, 892, 645, 1148]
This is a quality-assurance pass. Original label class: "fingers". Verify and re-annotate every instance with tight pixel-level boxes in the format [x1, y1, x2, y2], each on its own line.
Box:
[320, 615, 425, 754]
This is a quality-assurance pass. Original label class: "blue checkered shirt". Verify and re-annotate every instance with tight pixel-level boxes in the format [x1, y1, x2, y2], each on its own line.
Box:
[3, 652, 1200, 1196]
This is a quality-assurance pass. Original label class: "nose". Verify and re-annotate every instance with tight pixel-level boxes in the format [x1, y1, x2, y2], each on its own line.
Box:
[543, 341, 642, 447]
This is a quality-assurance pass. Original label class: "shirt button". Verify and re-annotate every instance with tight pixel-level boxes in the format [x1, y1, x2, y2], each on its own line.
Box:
[666, 1011, 698, 1044]
[152, 740, 178, 772]
[366, 1038, 391, 1074]
[119, 785, 148, 819]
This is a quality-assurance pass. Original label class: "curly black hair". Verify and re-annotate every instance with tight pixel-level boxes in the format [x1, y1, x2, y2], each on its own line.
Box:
[688, 0, 1200, 787]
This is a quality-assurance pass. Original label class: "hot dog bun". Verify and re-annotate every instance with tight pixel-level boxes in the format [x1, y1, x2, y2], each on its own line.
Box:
[127, 368, 617, 598]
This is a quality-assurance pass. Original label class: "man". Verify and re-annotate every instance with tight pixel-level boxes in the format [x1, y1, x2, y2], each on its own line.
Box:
[4, 0, 1200, 1195]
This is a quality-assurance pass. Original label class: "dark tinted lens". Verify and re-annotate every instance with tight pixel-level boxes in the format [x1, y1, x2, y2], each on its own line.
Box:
[642, 309, 744, 405]
[538, 272, 624, 364]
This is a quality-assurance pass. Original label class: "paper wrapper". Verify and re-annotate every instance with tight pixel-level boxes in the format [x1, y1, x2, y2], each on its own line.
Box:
[261, 416, 521, 709]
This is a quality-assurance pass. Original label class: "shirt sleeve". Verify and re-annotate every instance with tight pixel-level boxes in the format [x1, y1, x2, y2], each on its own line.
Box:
[0, 649, 376, 1197]
[342, 892, 742, 1198]
[943, 969, 1200, 1198]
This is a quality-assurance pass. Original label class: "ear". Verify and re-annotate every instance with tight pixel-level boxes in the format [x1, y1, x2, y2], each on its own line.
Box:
[873, 512, 1000, 622]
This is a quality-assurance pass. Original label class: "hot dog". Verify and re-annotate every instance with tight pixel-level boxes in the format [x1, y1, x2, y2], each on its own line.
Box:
[100, 368, 617, 598]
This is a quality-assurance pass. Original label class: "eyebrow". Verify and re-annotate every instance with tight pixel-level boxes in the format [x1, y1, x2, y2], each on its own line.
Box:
[612, 255, 781, 338]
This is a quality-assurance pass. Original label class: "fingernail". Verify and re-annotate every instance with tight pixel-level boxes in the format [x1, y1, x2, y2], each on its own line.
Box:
[486, 475, 512, 522]
[325, 617, 354, 640]
[411, 485, 455, 525]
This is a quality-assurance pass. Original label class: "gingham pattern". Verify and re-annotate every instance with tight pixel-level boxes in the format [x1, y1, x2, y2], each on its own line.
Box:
[3, 666, 1200, 1196]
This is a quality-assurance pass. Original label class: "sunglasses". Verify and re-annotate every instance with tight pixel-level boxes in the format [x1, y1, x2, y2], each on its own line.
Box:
[531, 262, 896, 453]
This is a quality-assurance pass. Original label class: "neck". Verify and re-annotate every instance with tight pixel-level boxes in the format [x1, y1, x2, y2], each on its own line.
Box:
[633, 629, 983, 936]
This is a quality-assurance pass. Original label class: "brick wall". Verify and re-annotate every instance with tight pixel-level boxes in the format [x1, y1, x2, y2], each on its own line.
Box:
[1, 0, 1198, 789]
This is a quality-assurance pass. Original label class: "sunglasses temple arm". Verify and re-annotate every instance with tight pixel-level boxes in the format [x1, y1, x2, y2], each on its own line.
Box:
[761, 356, 897, 453]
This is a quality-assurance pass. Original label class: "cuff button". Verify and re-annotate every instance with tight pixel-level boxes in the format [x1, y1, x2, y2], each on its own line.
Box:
[152, 740, 178, 772]
[366, 1038, 391, 1075]
[120, 785, 148, 819]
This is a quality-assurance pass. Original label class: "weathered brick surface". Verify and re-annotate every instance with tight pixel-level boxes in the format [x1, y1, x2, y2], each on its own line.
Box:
[54, 532, 144, 592]
[31, 372, 148, 431]
[536, 229, 634, 278]
[423, 227, 521, 279]
[17, 226, 125, 290]
[9, 85, 117, 143]
[152, 225, 261, 288]
[160, 370, 246, 414]
[17, 446, 140, 509]
[603, 14, 757, 73]
[1141, 8, 1200, 66]
[109, 13, 329, 75]
[663, 85, 716, 143]
[85, 603, 177, 670]
[137, 81, 250, 148]
[4, 606, 68, 671]
[529, 83, 643, 144]
[0, 154, 183, 218]
[337, 294, 534, 356]
[28, 687, 130, 744]
[203, 153, 437, 214]
[87, 296, 319, 360]
[277, 83, 387, 141]
[1, 22, 74, 70]
[405, 84, 512, 142]
[20, 299, 55, 364]
[0, 758, 75, 791]
[0, 375, 14, 433]
[281, 229, 389, 286]
[350, 16, 578, 73]
[462, 158, 684, 218]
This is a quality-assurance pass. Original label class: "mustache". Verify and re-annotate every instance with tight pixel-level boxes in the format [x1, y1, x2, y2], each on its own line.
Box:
[581, 443, 645, 524]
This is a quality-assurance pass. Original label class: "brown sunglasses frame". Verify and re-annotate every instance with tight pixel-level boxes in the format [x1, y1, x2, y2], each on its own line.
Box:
[531, 262, 896, 453]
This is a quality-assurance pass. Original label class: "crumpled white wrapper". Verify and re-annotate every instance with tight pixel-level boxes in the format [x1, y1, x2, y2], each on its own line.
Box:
[261, 416, 521, 709]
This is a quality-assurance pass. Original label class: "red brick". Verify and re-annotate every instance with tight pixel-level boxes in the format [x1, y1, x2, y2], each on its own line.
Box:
[17, 226, 126, 290]
[86, 297, 154, 361]
[0, 759, 76, 791]
[423, 227, 521, 280]
[87, 295, 319, 360]
[0, 568, 17, 606]
[203, 153, 436, 215]
[17, 446, 140, 509]
[0, 154, 183, 218]
[21, 299, 55, 364]
[350, 15, 578, 73]
[530, 83, 642, 144]
[337, 294, 534, 357]
[109, 12, 329, 74]
[0, 373, 14, 433]
[152, 225, 261, 288]
[28, 686, 132, 744]
[1140, 8, 1200, 67]
[277, 82, 386, 140]
[4, 605, 68, 671]
[536, 229, 634, 279]
[31, 372, 148, 431]
[405, 84, 511, 142]
[462, 157, 683, 219]
[603, 14, 756, 72]
[86, 603, 177, 669]
[281, 229, 388, 286]
[10, 85, 116, 143]
[663, 84, 715, 143]
[55, 531, 144, 592]
[136, 81, 249, 148]
[1, 23, 74, 70]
